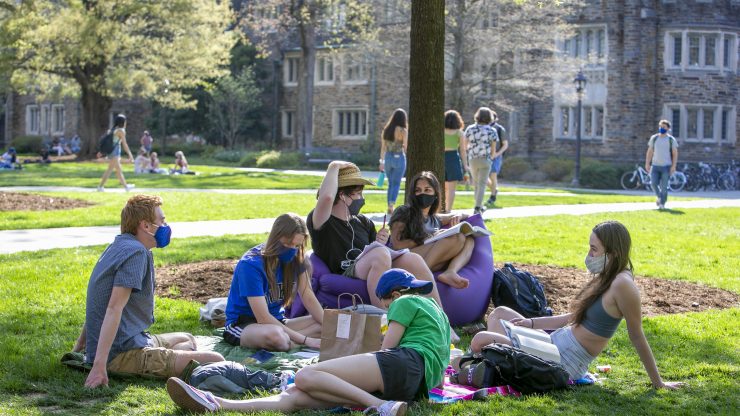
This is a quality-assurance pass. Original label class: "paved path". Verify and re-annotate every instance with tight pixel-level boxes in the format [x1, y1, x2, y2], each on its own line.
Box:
[2, 198, 737, 255]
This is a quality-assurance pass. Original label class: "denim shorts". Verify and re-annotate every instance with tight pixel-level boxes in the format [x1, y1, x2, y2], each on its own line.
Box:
[490, 155, 503, 174]
[550, 326, 596, 380]
[444, 150, 464, 181]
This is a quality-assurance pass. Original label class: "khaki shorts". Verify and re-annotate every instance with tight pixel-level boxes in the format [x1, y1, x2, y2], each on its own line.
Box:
[107, 334, 178, 378]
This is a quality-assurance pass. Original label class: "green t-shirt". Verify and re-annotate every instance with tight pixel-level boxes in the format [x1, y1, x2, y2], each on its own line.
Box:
[387, 295, 451, 392]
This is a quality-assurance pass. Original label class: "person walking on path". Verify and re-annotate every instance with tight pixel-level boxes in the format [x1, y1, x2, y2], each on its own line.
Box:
[97, 114, 135, 192]
[379, 109, 408, 215]
[223, 213, 324, 351]
[645, 120, 678, 210]
[165, 268, 450, 416]
[464, 107, 499, 215]
[73, 195, 223, 388]
[443, 110, 468, 212]
[486, 110, 508, 207]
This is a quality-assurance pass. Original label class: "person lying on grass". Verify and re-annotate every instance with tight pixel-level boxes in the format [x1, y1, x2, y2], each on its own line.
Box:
[470, 220, 684, 389]
[223, 213, 324, 351]
[389, 171, 474, 289]
[166, 268, 451, 415]
[73, 195, 223, 388]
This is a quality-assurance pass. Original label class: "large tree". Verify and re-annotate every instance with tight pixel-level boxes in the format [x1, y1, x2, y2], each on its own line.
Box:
[406, 0, 446, 202]
[0, 0, 236, 156]
[240, 0, 374, 150]
[208, 67, 262, 149]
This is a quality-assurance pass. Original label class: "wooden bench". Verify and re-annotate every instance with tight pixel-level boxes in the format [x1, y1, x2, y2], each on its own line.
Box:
[304, 147, 350, 165]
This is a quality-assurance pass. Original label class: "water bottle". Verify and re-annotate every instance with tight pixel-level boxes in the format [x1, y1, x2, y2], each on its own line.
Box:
[279, 370, 296, 391]
[377, 171, 385, 187]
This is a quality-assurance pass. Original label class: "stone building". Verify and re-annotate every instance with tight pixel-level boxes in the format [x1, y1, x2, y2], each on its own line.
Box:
[273, 0, 739, 164]
[4, 0, 738, 165]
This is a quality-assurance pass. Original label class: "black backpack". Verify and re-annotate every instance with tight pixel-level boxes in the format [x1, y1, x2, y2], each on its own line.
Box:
[98, 130, 115, 155]
[492, 263, 552, 318]
[452, 344, 570, 394]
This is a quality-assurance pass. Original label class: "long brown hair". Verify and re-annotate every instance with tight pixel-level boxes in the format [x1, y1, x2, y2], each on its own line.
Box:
[390, 171, 441, 244]
[382, 108, 407, 142]
[260, 213, 312, 307]
[571, 221, 633, 325]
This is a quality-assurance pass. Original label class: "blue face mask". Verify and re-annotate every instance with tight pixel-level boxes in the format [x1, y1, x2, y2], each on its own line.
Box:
[278, 246, 298, 263]
[153, 224, 172, 248]
[659, 127, 668, 134]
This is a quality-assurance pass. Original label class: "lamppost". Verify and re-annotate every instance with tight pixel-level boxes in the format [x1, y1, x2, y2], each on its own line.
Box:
[572, 69, 587, 187]
[160, 79, 170, 155]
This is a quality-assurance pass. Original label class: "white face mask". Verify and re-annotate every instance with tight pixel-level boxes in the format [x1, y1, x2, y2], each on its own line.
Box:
[585, 253, 608, 274]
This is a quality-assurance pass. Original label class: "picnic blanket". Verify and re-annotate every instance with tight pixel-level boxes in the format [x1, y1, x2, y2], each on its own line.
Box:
[430, 366, 601, 404]
[195, 334, 319, 373]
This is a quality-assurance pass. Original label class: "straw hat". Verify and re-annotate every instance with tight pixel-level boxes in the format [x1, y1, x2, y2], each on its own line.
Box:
[338, 163, 375, 187]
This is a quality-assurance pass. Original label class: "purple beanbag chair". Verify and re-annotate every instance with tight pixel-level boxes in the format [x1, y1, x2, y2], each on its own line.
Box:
[286, 214, 494, 326]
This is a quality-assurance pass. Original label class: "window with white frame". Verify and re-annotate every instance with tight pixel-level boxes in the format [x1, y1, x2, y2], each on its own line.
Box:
[284, 57, 299, 86]
[281, 110, 295, 138]
[560, 25, 607, 66]
[334, 109, 367, 139]
[51, 104, 65, 135]
[343, 55, 367, 84]
[555, 105, 605, 140]
[663, 103, 737, 143]
[40, 104, 51, 135]
[316, 56, 334, 84]
[665, 30, 737, 72]
[26, 105, 40, 135]
[477, 10, 498, 30]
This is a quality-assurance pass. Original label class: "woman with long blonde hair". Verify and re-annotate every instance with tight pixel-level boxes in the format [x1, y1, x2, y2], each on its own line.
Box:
[223, 213, 324, 351]
[470, 221, 684, 389]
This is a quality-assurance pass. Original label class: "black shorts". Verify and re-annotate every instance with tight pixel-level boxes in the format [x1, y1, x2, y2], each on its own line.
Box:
[375, 347, 427, 401]
[223, 315, 287, 346]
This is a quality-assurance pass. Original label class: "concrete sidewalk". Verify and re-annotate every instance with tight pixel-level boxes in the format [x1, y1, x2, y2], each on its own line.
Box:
[2, 198, 737, 255]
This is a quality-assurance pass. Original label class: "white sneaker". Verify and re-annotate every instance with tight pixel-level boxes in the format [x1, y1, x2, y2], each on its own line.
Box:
[97, 186, 104, 192]
[125, 184, 135, 192]
[166, 377, 220, 413]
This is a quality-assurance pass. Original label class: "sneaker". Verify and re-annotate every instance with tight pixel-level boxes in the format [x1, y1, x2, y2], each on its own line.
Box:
[485, 196, 496, 207]
[364, 401, 407, 416]
[166, 377, 220, 413]
[125, 184, 135, 192]
[97, 186, 104, 192]
[659, 203, 665, 210]
[656, 198, 660, 208]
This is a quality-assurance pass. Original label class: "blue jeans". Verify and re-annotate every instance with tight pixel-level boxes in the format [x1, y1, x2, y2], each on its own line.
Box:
[385, 152, 406, 205]
[650, 165, 670, 205]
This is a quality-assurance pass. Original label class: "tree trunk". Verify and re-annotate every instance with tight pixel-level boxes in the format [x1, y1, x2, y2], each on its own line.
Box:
[407, 0, 445, 203]
[80, 85, 112, 157]
[448, 0, 467, 112]
[297, 22, 316, 150]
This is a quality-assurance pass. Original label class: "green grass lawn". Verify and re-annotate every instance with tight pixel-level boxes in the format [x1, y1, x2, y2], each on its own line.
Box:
[0, 162, 325, 189]
[0, 206, 737, 415]
[0, 189, 697, 230]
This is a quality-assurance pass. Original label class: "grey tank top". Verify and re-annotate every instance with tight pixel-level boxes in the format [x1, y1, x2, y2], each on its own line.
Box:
[581, 295, 622, 338]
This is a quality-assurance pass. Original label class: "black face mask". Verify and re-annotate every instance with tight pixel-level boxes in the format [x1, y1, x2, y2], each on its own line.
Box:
[414, 194, 437, 209]
[345, 195, 365, 216]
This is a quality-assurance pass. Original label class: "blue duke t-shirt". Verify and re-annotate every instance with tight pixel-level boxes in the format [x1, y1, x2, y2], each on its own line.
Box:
[225, 245, 286, 324]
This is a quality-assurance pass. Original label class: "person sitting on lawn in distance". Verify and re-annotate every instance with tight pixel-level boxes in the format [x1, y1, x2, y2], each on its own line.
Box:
[470, 221, 685, 389]
[389, 171, 474, 289]
[166, 268, 451, 416]
[306, 161, 459, 342]
[223, 213, 324, 351]
[73, 195, 224, 388]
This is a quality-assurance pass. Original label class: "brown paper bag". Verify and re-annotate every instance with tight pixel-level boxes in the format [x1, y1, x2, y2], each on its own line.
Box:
[319, 293, 382, 362]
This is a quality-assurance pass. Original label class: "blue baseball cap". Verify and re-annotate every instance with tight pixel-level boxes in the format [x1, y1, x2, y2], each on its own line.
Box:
[375, 268, 433, 299]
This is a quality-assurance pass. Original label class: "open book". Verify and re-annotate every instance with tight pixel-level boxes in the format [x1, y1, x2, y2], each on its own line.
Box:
[500, 319, 561, 363]
[423, 221, 492, 245]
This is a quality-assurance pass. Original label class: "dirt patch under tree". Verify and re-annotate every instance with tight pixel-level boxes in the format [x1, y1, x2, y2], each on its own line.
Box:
[0, 192, 93, 211]
[156, 260, 738, 317]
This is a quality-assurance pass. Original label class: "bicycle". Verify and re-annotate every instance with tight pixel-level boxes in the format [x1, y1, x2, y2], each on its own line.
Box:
[620, 164, 686, 191]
